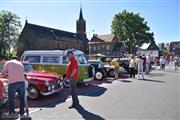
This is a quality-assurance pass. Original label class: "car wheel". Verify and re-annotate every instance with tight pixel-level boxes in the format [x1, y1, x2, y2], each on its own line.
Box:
[27, 85, 40, 100]
[63, 78, 70, 88]
[108, 69, 115, 77]
[95, 70, 104, 81]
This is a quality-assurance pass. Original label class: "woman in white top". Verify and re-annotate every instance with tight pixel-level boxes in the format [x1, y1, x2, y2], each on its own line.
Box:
[129, 56, 136, 79]
[137, 55, 144, 80]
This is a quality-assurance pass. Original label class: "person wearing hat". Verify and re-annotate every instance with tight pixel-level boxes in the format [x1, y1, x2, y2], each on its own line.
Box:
[66, 51, 79, 108]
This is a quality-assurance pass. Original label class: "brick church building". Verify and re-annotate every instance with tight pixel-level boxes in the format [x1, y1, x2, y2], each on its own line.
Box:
[17, 8, 88, 57]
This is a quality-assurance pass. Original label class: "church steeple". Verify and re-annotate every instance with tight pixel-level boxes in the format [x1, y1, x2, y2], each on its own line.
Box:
[76, 7, 86, 37]
[79, 7, 84, 21]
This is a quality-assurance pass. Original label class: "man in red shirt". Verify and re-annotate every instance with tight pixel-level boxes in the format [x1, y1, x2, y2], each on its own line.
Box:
[66, 51, 79, 108]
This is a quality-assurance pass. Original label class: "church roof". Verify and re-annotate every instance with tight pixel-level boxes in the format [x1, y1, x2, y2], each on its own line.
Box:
[23, 21, 89, 43]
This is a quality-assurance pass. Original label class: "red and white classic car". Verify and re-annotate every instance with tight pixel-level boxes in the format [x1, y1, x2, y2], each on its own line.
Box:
[0, 61, 63, 100]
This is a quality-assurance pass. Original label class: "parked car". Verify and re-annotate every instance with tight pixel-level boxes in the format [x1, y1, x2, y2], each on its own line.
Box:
[23, 61, 64, 100]
[0, 62, 8, 105]
[100, 56, 138, 74]
[0, 78, 8, 106]
[0, 61, 64, 100]
[89, 60, 115, 81]
[21, 49, 95, 85]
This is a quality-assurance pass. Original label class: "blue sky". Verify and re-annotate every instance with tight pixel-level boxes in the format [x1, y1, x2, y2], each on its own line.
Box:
[1, 0, 179, 44]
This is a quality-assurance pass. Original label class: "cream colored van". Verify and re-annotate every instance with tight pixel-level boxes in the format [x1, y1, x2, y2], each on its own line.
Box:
[21, 49, 94, 86]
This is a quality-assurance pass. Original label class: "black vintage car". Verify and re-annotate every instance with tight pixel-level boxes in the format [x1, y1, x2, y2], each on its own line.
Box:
[89, 60, 115, 81]
[100, 56, 138, 74]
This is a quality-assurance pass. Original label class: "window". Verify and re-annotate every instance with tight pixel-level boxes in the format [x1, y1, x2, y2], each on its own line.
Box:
[42, 56, 59, 63]
[107, 45, 110, 50]
[62, 56, 68, 64]
[97, 45, 100, 50]
[23, 63, 34, 72]
[94, 46, 96, 50]
[77, 55, 88, 64]
[24, 56, 41, 63]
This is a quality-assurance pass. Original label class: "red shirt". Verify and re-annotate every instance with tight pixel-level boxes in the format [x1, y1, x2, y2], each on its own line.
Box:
[0, 80, 4, 99]
[66, 57, 79, 80]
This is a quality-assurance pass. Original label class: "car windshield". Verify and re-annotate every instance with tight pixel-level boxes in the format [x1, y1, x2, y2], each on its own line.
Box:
[90, 61, 105, 66]
[23, 63, 34, 72]
[77, 54, 88, 64]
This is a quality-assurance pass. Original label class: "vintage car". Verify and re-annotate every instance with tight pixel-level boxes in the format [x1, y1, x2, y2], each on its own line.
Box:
[0, 78, 8, 106]
[0, 62, 8, 105]
[100, 56, 138, 74]
[21, 49, 95, 86]
[23, 61, 64, 100]
[0, 61, 64, 100]
[89, 60, 115, 81]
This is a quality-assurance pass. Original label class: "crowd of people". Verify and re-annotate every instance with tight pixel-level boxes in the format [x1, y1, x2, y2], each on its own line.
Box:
[110, 54, 180, 80]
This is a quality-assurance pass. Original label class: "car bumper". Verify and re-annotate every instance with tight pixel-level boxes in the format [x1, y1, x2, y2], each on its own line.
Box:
[40, 84, 63, 96]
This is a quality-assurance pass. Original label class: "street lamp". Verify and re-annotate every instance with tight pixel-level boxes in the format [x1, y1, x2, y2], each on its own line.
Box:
[85, 30, 95, 55]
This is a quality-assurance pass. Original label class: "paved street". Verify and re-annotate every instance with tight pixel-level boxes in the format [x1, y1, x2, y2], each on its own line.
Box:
[27, 64, 179, 120]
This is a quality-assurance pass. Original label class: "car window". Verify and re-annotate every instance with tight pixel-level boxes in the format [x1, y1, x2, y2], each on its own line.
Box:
[24, 56, 41, 63]
[23, 63, 34, 72]
[77, 55, 88, 64]
[42, 56, 59, 63]
[62, 56, 68, 64]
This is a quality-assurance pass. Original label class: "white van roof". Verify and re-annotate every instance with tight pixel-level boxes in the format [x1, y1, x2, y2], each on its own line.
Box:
[22, 49, 85, 56]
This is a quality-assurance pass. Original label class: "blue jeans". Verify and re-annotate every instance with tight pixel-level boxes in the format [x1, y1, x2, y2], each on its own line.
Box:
[8, 81, 25, 115]
[70, 80, 79, 105]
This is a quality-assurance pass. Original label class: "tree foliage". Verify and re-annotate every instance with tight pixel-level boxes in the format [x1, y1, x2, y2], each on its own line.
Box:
[0, 10, 22, 60]
[111, 10, 154, 54]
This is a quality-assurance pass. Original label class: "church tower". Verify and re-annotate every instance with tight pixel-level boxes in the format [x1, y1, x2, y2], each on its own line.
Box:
[76, 7, 86, 37]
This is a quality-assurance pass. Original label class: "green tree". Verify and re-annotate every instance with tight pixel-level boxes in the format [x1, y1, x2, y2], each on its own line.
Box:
[111, 10, 154, 54]
[0, 10, 22, 60]
[162, 47, 168, 56]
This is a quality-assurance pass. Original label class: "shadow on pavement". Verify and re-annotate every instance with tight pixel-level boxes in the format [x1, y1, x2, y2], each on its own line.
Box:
[120, 80, 132, 83]
[30, 84, 107, 108]
[138, 79, 165, 83]
[147, 73, 166, 77]
[75, 104, 105, 120]
[79, 85, 107, 97]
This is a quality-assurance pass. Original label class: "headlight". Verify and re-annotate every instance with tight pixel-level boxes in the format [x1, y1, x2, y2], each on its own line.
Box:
[47, 86, 51, 91]
[60, 76, 64, 80]
[45, 81, 49, 86]
[4, 85, 8, 94]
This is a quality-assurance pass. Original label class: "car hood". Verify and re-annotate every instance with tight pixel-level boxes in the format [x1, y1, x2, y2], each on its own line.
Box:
[25, 71, 60, 81]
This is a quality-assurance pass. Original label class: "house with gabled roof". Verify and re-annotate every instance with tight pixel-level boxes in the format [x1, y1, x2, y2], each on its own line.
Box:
[89, 34, 126, 56]
[17, 8, 88, 57]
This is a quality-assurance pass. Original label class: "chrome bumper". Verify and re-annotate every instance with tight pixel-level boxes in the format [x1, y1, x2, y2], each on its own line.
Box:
[40, 84, 63, 96]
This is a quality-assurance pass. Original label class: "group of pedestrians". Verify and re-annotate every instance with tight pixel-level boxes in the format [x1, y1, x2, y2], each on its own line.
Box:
[0, 51, 80, 119]
[128, 54, 153, 80]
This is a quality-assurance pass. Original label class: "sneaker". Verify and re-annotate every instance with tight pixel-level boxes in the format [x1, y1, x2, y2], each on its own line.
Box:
[68, 104, 79, 109]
